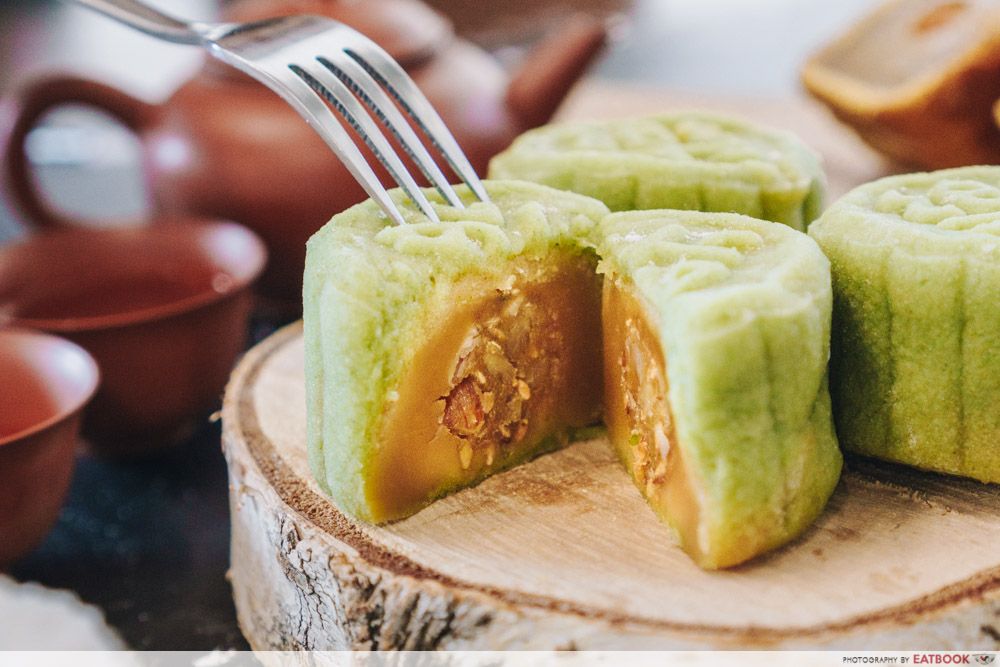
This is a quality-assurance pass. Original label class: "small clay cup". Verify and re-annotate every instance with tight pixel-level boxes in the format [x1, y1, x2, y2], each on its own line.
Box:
[0, 328, 99, 568]
[0, 220, 266, 455]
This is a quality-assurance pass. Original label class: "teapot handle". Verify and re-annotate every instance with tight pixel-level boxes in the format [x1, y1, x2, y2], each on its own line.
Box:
[0, 74, 158, 229]
[505, 14, 609, 131]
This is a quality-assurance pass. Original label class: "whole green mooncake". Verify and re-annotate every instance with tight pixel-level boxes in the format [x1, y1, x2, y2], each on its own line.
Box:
[598, 210, 842, 568]
[304, 181, 611, 523]
[488, 113, 825, 230]
[809, 166, 1000, 484]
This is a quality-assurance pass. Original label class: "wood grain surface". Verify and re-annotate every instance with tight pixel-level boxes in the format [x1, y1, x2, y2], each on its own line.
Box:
[223, 324, 1000, 650]
[222, 85, 1000, 650]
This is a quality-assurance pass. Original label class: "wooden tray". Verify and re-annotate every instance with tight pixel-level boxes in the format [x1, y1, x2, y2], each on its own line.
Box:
[221, 85, 1000, 650]
[222, 322, 1000, 650]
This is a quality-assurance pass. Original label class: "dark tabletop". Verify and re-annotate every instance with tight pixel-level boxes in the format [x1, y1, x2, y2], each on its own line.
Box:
[7, 315, 291, 651]
[10, 420, 249, 651]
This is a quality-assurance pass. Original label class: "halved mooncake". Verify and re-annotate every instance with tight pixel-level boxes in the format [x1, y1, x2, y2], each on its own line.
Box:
[809, 166, 1000, 484]
[304, 181, 611, 523]
[597, 210, 842, 569]
[487, 113, 825, 230]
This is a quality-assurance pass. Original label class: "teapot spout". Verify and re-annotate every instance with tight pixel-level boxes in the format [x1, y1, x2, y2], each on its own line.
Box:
[505, 14, 609, 131]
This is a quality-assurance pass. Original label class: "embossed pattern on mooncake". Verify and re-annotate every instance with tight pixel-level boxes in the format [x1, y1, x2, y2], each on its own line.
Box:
[809, 166, 1000, 483]
[488, 113, 825, 230]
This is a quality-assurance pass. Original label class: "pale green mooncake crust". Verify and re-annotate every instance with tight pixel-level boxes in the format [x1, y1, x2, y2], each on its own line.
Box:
[598, 210, 842, 561]
[809, 166, 1000, 483]
[488, 113, 826, 230]
[303, 181, 610, 520]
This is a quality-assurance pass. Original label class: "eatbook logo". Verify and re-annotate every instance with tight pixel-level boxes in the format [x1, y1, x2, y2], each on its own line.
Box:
[972, 655, 996, 665]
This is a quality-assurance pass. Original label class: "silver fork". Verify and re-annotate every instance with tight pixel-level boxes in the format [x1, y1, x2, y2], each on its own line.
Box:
[71, 0, 490, 226]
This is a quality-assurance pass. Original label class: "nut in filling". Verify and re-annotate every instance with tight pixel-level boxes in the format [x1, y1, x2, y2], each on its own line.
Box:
[368, 254, 602, 522]
[618, 314, 674, 496]
[602, 275, 705, 563]
[441, 284, 563, 468]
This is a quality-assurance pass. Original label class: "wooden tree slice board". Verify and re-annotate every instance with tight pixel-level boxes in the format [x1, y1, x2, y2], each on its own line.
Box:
[221, 86, 1000, 650]
[223, 322, 1000, 650]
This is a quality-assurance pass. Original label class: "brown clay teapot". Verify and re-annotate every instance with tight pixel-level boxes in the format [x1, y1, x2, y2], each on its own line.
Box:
[0, 0, 607, 309]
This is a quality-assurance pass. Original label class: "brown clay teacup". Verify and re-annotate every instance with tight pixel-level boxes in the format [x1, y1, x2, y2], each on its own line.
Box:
[0, 220, 266, 455]
[0, 328, 99, 568]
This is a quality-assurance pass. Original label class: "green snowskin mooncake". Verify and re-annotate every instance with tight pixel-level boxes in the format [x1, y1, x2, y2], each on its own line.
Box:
[488, 113, 825, 230]
[304, 181, 611, 523]
[810, 166, 1000, 484]
[598, 210, 842, 568]
[304, 180, 841, 568]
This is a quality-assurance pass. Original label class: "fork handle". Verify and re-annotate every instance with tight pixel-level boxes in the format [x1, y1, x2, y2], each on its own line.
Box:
[69, 0, 206, 46]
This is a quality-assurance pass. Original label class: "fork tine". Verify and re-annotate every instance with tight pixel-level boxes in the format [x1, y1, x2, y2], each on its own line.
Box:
[291, 63, 442, 222]
[251, 68, 410, 226]
[317, 53, 465, 209]
[344, 41, 491, 204]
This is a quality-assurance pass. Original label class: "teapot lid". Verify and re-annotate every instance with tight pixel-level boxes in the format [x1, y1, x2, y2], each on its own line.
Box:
[223, 0, 453, 65]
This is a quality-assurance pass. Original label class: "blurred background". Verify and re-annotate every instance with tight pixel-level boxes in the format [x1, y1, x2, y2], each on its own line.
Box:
[0, 0, 880, 240]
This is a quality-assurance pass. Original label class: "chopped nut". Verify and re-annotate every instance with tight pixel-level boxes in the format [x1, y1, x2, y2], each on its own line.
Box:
[459, 441, 473, 469]
[652, 458, 668, 483]
[435, 266, 587, 456]
[514, 419, 528, 443]
[442, 377, 484, 437]
[654, 424, 671, 459]
[486, 444, 496, 466]
[503, 294, 524, 319]
[517, 379, 531, 401]
[633, 436, 649, 471]
[486, 315, 506, 341]
[454, 329, 481, 367]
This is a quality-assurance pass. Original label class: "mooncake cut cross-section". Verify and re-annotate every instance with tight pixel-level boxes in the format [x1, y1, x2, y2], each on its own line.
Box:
[809, 166, 1000, 484]
[487, 113, 825, 231]
[303, 181, 611, 523]
[597, 210, 842, 569]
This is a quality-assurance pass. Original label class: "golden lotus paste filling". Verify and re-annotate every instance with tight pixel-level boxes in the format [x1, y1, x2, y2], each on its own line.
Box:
[602, 276, 705, 564]
[368, 253, 602, 521]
